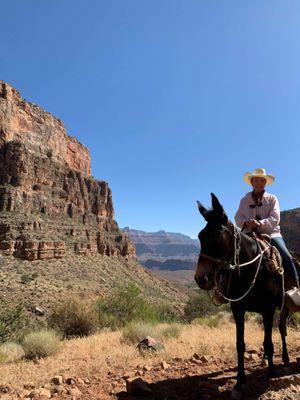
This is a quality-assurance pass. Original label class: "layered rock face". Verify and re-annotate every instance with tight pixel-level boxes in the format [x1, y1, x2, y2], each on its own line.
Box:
[0, 81, 135, 260]
[281, 208, 300, 253]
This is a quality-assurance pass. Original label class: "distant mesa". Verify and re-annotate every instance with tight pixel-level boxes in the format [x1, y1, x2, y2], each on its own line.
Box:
[122, 212, 300, 275]
[122, 227, 199, 271]
[0, 81, 135, 261]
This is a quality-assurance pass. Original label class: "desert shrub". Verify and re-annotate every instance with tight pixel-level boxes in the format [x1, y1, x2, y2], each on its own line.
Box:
[22, 329, 61, 360]
[0, 341, 24, 363]
[122, 322, 157, 345]
[98, 312, 120, 331]
[20, 272, 38, 284]
[288, 313, 300, 329]
[0, 306, 29, 343]
[96, 284, 175, 328]
[192, 313, 224, 328]
[48, 297, 98, 338]
[155, 304, 179, 323]
[159, 323, 182, 339]
[184, 292, 227, 322]
[245, 312, 262, 325]
[197, 342, 210, 356]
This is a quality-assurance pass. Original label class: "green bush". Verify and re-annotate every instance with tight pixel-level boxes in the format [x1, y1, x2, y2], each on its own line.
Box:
[288, 313, 300, 329]
[0, 341, 24, 363]
[192, 315, 221, 328]
[96, 284, 176, 328]
[0, 306, 29, 343]
[20, 272, 38, 284]
[48, 297, 98, 338]
[22, 329, 61, 360]
[155, 304, 179, 323]
[184, 291, 223, 322]
[160, 323, 182, 339]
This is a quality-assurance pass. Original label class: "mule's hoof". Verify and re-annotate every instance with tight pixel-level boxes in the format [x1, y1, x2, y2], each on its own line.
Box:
[231, 388, 243, 400]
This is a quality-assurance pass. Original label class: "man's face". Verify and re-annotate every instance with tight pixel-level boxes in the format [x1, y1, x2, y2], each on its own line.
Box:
[251, 177, 267, 192]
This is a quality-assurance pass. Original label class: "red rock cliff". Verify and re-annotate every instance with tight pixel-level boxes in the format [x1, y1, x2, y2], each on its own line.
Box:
[0, 81, 135, 260]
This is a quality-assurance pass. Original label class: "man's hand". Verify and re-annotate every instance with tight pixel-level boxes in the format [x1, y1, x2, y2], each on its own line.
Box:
[244, 219, 261, 229]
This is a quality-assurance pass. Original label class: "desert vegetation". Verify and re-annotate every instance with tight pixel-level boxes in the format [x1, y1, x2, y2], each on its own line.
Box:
[0, 284, 300, 397]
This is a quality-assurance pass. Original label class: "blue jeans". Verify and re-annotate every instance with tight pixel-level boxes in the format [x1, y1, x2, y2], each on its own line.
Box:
[271, 236, 299, 282]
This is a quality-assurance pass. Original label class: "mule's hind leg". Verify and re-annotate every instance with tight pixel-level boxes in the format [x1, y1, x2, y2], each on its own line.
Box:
[231, 307, 246, 398]
[279, 307, 290, 366]
[262, 308, 276, 378]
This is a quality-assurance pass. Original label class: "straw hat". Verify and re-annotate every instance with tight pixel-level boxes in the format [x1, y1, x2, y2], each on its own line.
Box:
[243, 168, 275, 186]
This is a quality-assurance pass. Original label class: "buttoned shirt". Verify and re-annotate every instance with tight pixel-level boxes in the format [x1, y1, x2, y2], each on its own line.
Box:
[234, 191, 281, 237]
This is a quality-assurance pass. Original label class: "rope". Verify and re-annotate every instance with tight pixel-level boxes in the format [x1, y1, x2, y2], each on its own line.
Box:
[201, 222, 285, 307]
[215, 244, 264, 303]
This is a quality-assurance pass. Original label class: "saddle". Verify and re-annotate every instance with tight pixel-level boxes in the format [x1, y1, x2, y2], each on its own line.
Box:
[254, 234, 283, 276]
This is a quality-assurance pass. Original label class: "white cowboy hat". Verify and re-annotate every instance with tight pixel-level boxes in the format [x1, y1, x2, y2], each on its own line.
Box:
[243, 168, 275, 186]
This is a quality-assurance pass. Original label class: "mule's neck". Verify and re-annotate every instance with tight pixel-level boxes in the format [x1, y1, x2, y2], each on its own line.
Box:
[239, 230, 260, 264]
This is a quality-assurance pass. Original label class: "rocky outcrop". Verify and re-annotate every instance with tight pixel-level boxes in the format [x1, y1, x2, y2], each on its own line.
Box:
[281, 208, 300, 253]
[0, 81, 135, 260]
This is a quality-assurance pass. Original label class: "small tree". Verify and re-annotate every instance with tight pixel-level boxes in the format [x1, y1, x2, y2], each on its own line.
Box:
[0, 306, 28, 343]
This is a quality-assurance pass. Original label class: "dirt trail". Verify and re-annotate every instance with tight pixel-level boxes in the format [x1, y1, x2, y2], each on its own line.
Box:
[47, 351, 300, 400]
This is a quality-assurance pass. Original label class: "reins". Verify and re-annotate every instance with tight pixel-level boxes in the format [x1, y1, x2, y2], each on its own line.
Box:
[200, 223, 272, 303]
[215, 242, 265, 303]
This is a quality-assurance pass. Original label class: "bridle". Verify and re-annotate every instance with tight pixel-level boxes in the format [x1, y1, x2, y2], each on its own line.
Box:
[200, 223, 242, 270]
[199, 222, 271, 302]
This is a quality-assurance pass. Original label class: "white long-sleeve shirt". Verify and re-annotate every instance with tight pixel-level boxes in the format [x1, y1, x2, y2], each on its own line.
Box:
[234, 191, 281, 237]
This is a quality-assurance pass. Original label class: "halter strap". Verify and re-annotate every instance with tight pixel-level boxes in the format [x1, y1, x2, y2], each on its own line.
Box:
[200, 252, 223, 264]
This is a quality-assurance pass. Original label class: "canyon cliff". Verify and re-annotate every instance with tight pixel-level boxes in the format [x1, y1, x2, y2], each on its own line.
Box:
[0, 81, 135, 261]
[281, 207, 300, 254]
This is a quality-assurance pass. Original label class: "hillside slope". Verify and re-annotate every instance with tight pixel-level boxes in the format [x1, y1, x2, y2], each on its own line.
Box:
[0, 252, 188, 317]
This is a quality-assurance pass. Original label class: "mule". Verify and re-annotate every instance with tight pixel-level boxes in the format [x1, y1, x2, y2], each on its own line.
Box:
[194, 193, 291, 399]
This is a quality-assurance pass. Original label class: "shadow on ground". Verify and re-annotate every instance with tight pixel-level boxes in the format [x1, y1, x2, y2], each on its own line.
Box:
[117, 361, 300, 400]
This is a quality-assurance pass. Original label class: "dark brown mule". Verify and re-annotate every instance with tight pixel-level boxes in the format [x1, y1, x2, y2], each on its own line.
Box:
[195, 194, 291, 400]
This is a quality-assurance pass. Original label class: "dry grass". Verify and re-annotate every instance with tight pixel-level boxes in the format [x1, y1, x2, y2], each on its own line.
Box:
[0, 321, 300, 391]
[22, 329, 62, 360]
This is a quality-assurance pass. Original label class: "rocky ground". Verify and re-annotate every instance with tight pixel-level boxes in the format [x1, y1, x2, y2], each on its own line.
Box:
[1, 349, 300, 399]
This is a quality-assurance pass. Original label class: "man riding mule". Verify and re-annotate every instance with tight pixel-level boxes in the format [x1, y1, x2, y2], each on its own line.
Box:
[235, 168, 300, 295]
[194, 182, 300, 399]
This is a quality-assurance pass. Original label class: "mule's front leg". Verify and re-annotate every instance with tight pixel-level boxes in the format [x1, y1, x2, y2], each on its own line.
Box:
[279, 307, 290, 366]
[232, 308, 246, 399]
[263, 308, 276, 378]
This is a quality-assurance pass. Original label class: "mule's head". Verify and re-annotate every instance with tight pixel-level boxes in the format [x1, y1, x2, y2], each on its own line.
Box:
[195, 193, 232, 290]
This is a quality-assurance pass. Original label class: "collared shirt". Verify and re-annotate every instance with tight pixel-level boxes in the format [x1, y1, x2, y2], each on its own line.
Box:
[234, 191, 281, 237]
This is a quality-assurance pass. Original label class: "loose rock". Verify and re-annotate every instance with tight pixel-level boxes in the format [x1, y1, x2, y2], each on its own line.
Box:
[137, 336, 165, 353]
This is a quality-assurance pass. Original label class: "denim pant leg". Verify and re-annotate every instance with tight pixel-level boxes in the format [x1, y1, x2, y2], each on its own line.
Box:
[271, 236, 299, 282]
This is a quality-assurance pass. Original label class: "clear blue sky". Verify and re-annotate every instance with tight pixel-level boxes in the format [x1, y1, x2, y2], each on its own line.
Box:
[1, 1, 299, 237]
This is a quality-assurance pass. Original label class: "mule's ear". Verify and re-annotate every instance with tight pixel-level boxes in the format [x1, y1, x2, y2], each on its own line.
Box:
[211, 193, 228, 223]
[211, 193, 224, 214]
[197, 201, 208, 219]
